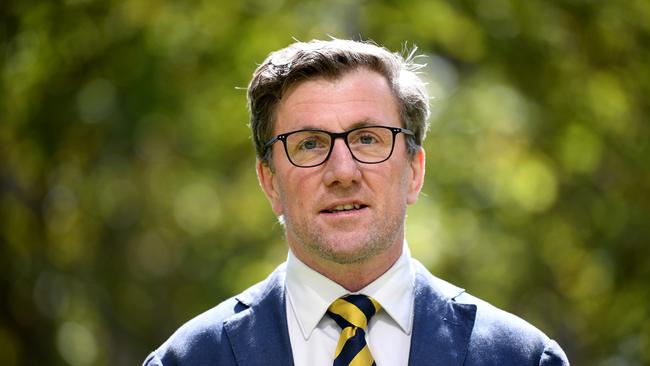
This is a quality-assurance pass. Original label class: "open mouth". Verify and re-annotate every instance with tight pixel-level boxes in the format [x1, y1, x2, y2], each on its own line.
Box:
[321, 203, 368, 214]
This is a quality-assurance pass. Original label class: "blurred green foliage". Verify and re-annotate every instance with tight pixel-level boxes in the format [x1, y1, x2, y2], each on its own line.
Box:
[1, 0, 649, 365]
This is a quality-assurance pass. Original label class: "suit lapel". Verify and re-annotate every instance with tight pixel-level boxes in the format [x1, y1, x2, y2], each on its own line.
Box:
[408, 262, 477, 366]
[223, 265, 294, 366]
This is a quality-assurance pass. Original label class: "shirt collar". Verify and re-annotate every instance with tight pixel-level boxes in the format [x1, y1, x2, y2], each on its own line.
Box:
[285, 243, 415, 340]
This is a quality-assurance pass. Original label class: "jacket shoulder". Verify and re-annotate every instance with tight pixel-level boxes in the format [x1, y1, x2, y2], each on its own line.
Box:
[456, 291, 569, 365]
[143, 264, 287, 366]
[412, 260, 569, 365]
[143, 296, 242, 366]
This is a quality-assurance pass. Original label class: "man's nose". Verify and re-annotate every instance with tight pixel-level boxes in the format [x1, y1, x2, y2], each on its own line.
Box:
[322, 138, 362, 187]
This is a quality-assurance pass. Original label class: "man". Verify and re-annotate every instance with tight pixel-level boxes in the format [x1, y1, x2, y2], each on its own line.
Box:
[144, 39, 569, 365]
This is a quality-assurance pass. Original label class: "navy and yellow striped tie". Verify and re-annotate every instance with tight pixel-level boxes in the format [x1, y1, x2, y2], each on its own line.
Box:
[326, 294, 381, 366]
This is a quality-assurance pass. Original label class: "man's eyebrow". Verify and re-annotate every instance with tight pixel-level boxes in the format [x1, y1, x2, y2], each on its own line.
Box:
[290, 119, 384, 132]
[293, 124, 321, 130]
[348, 120, 376, 129]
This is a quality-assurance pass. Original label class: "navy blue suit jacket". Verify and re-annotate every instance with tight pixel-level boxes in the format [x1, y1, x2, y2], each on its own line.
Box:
[144, 260, 569, 365]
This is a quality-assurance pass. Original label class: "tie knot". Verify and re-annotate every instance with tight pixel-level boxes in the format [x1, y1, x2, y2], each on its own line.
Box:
[327, 294, 381, 330]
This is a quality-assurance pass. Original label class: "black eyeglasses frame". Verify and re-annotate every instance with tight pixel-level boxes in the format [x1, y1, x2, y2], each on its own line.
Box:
[264, 125, 414, 168]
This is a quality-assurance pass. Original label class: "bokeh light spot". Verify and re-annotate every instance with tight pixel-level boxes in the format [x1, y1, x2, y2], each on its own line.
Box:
[509, 157, 558, 213]
[173, 181, 222, 235]
[558, 123, 603, 174]
[76, 78, 116, 124]
[56, 321, 97, 366]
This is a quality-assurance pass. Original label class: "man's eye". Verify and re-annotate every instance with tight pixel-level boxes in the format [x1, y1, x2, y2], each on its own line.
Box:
[351, 132, 382, 145]
[358, 135, 377, 144]
[298, 138, 324, 150]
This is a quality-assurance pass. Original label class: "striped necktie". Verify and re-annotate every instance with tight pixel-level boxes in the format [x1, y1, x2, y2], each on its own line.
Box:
[326, 294, 381, 366]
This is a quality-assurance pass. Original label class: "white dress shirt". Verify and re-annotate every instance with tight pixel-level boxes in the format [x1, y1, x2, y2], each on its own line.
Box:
[285, 244, 416, 366]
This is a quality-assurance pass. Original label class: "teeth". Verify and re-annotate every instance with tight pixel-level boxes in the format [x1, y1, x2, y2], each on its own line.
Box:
[332, 204, 359, 212]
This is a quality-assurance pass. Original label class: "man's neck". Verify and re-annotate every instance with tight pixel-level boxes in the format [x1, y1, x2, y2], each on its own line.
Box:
[292, 244, 403, 292]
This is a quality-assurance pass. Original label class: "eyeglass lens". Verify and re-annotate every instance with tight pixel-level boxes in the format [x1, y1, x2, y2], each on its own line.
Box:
[285, 127, 395, 167]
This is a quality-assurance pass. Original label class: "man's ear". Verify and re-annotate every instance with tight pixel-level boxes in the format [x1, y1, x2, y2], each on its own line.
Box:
[256, 160, 283, 216]
[407, 147, 426, 205]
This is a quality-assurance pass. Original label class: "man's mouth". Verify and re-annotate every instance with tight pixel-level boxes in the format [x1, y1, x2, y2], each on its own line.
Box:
[321, 203, 367, 214]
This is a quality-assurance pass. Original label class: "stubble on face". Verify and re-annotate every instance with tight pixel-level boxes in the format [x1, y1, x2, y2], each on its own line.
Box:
[284, 204, 406, 265]
[275, 168, 410, 266]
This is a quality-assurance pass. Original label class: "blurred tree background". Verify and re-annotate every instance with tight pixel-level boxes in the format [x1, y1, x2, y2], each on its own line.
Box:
[1, 0, 649, 365]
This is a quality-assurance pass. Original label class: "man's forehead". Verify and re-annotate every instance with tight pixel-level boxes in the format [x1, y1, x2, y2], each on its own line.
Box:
[278, 69, 395, 108]
[280, 66, 389, 97]
[273, 70, 400, 133]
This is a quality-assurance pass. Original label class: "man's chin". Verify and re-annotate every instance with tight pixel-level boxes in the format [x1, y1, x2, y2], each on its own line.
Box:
[308, 239, 384, 265]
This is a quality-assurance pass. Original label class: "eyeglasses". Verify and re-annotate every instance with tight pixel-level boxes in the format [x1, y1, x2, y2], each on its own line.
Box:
[265, 125, 414, 168]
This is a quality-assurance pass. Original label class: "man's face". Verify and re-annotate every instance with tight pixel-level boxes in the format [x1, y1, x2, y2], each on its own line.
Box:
[257, 68, 425, 268]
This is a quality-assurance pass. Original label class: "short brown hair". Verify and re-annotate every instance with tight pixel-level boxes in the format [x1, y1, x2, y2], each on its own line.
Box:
[247, 39, 430, 166]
